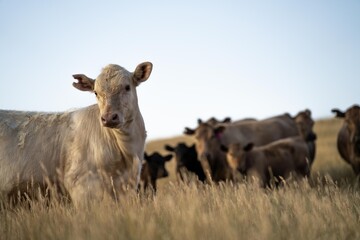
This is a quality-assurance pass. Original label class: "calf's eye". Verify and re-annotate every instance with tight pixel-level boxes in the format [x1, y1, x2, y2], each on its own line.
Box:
[125, 85, 131, 91]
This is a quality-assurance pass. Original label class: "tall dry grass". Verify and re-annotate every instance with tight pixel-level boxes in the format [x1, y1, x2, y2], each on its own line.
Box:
[1, 118, 360, 240]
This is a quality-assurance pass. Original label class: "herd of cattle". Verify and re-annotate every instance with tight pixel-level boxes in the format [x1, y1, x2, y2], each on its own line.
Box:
[141, 108, 360, 191]
[141, 104, 360, 191]
[0, 62, 359, 206]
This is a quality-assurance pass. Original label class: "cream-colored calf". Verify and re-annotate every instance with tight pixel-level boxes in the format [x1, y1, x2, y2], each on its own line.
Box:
[0, 62, 152, 206]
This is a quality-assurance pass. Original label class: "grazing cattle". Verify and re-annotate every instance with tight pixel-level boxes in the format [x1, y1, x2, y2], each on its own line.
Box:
[140, 152, 172, 192]
[222, 136, 312, 187]
[332, 105, 360, 175]
[164, 142, 206, 182]
[0, 62, 153, 206]
[184, 110, 316, 182]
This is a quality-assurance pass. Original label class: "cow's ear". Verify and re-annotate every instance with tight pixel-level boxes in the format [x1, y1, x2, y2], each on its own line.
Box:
[164, 155, 173, 162]
[133, 62, 153, 86]
[72, 74, 95, 92]
[305, 109, 311, 117]
[243, 143, 254, 152]
[184, 127, 195, 135]
[331, 108, 345, 118]
[223, 117, 231, 123]
[214, 126, 226, 138]
[164, 145, 175, 152]
[220, 145, 228, 153]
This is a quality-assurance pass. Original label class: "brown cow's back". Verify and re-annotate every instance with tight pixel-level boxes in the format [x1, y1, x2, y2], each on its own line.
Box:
[219, 113, 298, 147]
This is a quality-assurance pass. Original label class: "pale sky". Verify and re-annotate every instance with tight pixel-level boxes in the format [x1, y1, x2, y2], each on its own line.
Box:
[0, 1, 359, 140]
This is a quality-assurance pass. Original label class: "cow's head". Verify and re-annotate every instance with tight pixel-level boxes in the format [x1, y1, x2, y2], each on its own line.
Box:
[332, 105, 360, 157]
[184, 121, 226, 165]
[143, 152, 172, 180]
[294, 109, 317, 141]
[72, 62, 152, 129]
[221, 142, 253, 174]
[165, 142, 197, 170]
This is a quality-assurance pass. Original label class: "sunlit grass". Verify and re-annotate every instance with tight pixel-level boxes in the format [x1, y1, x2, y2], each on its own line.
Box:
[1, 179, 359, 240]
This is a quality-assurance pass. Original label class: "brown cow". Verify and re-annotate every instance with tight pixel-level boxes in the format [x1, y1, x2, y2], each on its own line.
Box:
[332, 105, 360, 175]
[222, 136, 312, 188]
[140, 152, 172, 192]
[184, 110, 316, 182]
[0, 62, 152, 206]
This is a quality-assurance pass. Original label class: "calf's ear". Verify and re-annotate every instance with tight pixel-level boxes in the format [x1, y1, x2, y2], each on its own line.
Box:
[184, 127, 195, 135]
[164, 155, 173, 161]
[331, 109, 345, 118]
[164, 145, 175, 152]
[243, 143, 254, 152]
[133, 62, 153, 86]
[72, 74, 95, 92]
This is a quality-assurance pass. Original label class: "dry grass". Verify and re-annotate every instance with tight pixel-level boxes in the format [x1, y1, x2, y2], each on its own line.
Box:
[1, 118, 360, 240]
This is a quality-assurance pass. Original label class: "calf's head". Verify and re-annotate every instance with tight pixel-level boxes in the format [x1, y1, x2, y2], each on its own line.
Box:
[143, 152, 172, 180]
[72, 62, 152, 129]
[221, 143, 253, 174]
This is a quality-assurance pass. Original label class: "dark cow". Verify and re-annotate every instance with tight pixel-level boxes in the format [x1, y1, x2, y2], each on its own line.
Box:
[164, 143, 206, 182]
[332, 105, 360, 175]
[140, 152, 172, 192]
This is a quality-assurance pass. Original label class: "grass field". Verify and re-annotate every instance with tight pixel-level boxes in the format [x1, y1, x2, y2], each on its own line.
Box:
[1, 118, 360, 240]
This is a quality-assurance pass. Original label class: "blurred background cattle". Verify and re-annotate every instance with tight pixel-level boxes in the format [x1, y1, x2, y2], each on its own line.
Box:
[332, 105, 360, 175]
[181, 110, 317, 184]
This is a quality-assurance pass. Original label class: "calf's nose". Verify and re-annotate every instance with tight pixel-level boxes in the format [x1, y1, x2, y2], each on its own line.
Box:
[101, 113, 120, 127]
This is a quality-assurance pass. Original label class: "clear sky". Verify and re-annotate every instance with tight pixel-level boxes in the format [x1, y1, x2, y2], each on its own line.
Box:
[0, 1, 359, 140]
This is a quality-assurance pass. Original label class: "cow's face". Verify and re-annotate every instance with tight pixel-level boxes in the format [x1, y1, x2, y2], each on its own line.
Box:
[344, 106, 360, 156]
[73, 62, 152, 129]
[294, 109, 317, 141]
[189, 123, 225, 164]
[144, 152, 172, 180]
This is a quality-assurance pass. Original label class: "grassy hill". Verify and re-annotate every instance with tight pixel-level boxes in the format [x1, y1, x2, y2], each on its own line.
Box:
[1, 117, 359, 240]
